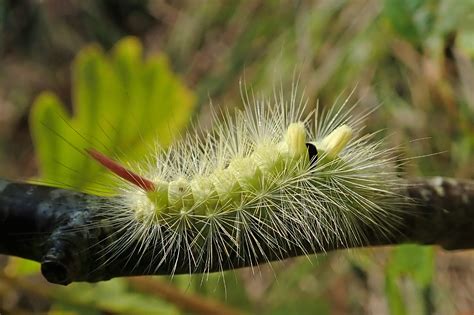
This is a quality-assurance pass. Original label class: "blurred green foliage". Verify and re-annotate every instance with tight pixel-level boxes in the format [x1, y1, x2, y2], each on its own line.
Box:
[51, 280, 180, 315]
[30, 37, 195, 192]
[385, 245, 435, 315]
[0, 0, 473, 314]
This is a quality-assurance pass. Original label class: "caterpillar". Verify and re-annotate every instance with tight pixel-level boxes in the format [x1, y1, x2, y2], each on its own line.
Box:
[84, 88, 405, 276]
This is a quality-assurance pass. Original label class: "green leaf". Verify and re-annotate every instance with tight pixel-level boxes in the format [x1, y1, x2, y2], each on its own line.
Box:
[4, 257, 41, 276]
[388, 245, 434, 287]
[385, 245, 435, 315]
[52, 279, 180, 315]
[30, 37, 196, 192]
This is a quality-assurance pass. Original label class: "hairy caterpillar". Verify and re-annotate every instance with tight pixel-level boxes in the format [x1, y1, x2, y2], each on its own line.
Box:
[83, 88, 405, 276]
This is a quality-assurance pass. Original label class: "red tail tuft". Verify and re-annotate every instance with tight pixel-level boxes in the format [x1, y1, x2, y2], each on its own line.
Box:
[86, 148, 155, 191]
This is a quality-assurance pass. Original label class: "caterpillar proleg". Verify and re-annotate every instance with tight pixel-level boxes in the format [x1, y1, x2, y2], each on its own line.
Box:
[87, 89, 405, 275]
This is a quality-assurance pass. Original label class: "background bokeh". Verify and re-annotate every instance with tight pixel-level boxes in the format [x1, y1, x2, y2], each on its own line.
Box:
[0, 0, 473, 314]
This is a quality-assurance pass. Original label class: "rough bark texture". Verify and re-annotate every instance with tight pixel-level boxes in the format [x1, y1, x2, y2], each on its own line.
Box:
[0, 177, 473, 285]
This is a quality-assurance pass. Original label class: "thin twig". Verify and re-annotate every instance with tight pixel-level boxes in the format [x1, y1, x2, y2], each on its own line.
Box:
[0, 177, 473, 285]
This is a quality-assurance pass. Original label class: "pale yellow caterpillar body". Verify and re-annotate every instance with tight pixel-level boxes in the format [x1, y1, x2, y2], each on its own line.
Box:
[90, 88, 405, 275]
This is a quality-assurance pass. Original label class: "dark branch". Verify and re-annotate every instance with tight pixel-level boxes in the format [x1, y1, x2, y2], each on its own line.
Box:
[0, 177, 473, 285]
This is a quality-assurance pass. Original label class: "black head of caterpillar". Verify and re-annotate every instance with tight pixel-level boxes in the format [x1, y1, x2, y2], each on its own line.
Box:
[305, 142, 318, 166]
